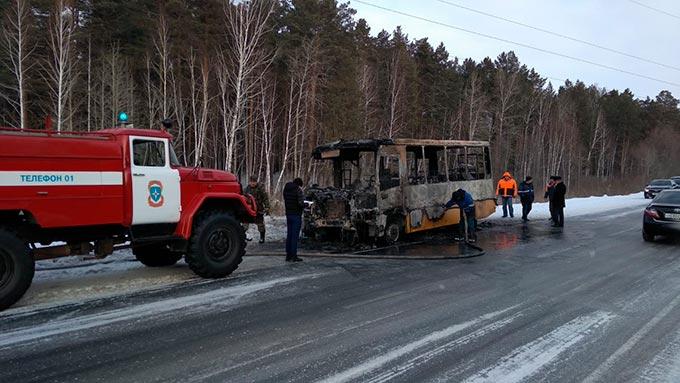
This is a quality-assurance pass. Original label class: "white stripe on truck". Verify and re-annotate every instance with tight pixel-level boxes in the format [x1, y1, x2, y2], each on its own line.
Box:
[0, 171, 123, 186]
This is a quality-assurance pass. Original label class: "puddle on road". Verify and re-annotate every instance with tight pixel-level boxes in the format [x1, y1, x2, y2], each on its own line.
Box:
[272, 219, 569, 258]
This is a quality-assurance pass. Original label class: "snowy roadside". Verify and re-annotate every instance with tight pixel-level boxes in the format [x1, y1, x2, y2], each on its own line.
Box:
[489, 192, 649, 220]
[18, 253, 286, 314]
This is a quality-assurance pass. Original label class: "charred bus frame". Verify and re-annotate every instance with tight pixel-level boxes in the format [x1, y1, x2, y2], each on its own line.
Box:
[304, 138, 496, 244]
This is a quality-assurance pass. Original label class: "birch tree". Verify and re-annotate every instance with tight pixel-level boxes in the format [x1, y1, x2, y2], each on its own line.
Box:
[386, 50, 404, 138]
[44, 0, 77, 132]
[220, 0, 275, 172]
[153, 11, 171, 120]
[1, 0, 33, 130]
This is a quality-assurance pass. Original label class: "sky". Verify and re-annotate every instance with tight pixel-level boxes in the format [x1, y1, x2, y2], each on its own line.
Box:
[348, 0, 680, 99]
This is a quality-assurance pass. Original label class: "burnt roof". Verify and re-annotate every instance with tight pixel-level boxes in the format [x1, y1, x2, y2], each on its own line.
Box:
[311, 139, 394, 158]
[312, 138, 490, 159]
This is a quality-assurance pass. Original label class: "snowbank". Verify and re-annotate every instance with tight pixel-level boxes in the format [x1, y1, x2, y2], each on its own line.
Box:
[490, 192, 648, 220]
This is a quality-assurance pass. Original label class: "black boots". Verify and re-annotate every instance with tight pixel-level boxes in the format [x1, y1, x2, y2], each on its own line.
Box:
[259, 232, 265, 244]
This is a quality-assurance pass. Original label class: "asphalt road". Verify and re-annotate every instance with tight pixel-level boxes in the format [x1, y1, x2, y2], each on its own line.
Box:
[2, 206, 680, 383]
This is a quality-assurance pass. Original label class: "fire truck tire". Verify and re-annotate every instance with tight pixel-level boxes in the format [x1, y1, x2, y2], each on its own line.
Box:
[186, 211, 245, 278]
[0, 229, 34, 311]
[132, 245, 183, 267]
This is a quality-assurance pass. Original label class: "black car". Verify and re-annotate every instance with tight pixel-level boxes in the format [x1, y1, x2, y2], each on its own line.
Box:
[643, 190, 680, 242]
[672, 176, 680, 185]
[644, 179, 678, 199]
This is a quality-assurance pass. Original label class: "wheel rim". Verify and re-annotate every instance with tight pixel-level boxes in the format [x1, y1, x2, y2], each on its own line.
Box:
[0, 248, 14, 290]
[206, 228, 233, 261]
[386, 223, 400, 243]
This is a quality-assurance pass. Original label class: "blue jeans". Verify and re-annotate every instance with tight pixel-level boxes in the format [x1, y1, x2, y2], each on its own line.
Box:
[458, 208, 476, 238]
[502, 197, 514, 217]
[286, 214, 302, 259]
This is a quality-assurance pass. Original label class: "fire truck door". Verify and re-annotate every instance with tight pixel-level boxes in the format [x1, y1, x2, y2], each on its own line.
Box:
[129, 136, 181, 225]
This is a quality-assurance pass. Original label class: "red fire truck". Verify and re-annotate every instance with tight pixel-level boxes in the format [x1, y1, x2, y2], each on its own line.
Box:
[0, 124, 257, 310]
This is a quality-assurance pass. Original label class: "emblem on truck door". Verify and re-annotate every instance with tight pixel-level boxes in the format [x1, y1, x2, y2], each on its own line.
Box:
[147, 180, 164, 207]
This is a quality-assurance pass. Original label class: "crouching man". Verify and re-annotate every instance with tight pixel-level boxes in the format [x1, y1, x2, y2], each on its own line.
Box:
[444, 188, 476, 242]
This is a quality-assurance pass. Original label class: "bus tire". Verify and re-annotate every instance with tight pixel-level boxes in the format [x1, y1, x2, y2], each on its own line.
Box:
[382, 217, 402, 245]
[0, 228, 34, 311]
[186, 211, 245, 278]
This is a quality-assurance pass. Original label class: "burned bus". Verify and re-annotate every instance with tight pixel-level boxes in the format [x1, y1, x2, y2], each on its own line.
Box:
[303, 138, 496, 244]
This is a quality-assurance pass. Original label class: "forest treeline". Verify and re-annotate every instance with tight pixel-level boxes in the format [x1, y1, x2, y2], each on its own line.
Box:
[1, 0, 679, 196]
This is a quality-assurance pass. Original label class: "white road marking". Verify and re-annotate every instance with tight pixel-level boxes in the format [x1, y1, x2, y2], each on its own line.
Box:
[636, 330, 680, 383]
[583, 294, 680, 383]
[316, 305, 519, 383]
[190, 311, 407, 382]
[608, 227, 640, 237]
[464, 311, 614, 383]
[367, 312, 524, 383]
[342, 290, 411, 309]
[0, 273, 324, 349]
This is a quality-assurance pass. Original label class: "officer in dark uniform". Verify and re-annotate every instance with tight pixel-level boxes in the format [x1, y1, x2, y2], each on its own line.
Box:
[243, 176, 270, 243]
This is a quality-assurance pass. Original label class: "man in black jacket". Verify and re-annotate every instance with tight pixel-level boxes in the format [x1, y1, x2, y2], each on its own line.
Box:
[518, 176, 535, 222]
[552, 176, 567, 227]
[283, 178, 305, 262]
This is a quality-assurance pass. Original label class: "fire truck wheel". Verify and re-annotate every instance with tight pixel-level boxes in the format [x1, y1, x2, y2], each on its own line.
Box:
[132, 245, 183, 267]
[0, 229, 34, 311]
[186, 211, 245, 278]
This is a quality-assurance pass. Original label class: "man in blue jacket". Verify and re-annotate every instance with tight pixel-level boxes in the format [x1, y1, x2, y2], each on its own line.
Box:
[518, 176, 535, 222]
[444, 189, 476, 242]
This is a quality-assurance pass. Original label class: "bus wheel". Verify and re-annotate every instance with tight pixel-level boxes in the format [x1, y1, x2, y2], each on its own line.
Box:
[383, 218, 402, 245]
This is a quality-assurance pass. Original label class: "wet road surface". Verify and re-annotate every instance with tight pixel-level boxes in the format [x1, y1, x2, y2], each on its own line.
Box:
[2, 206, 680, 382]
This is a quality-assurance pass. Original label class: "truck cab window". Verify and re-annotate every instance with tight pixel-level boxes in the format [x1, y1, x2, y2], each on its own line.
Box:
[133, 140, 166, 167]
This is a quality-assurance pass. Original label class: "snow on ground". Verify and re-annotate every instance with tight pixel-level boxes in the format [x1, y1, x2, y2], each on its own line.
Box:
[245, 215, 288, 242]
[490, 192, 649, 220]
[17, 253, 285, 313]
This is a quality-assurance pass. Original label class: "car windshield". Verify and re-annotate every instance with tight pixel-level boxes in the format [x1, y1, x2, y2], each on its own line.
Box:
[651, 180, 671, 186]
[655, 191, 680, 204]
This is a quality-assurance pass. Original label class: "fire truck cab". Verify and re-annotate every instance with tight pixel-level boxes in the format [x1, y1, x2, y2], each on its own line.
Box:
[0, 125, 257, 310]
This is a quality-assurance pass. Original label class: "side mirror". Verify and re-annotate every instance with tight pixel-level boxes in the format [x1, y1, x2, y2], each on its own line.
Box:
[161, 119, 172, 130]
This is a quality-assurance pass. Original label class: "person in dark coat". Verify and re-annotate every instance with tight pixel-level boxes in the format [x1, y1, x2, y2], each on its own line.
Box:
[444, 188, 476, 242]
[243, 176, 270, 243]
[552, 176, 567, 227]
[545, 176, 557, 224]
[283, 178, 305, 262]
[518, 176, 535, 222]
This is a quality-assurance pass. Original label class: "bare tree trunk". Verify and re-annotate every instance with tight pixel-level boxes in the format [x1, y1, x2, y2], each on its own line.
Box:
[154, 11, 171, 120]
[494, 70, 518, 169]
[145, 52, 155, 130]
[86, 38, 91, 131]
[1, 0, 34, 130]
[188, 50, 210, 166]
[221, 0, 275, 172]
[44, 0, 77, 132]
[387, 50, 404, 138]
[358, 62, 377, 136]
